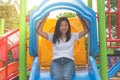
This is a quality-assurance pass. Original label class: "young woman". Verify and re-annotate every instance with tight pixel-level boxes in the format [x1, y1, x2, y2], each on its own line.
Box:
[36, 14, 89, 80]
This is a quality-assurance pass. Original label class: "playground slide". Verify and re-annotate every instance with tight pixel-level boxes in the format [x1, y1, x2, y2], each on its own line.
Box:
[108, 61, 120, 78]
[29, 57, 101, 80]
[29, 0, 98, 57]
[29, 0, 99, 80]
[0, 29, 33, 80]
[0, 62, 18, 80]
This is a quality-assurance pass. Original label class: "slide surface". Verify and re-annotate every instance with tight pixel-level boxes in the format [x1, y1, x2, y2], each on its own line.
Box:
[108, 61, 120, 78]
[29, 57, 101, 80]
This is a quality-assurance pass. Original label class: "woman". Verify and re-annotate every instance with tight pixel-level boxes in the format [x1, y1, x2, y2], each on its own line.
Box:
[36, 14, 89, 80]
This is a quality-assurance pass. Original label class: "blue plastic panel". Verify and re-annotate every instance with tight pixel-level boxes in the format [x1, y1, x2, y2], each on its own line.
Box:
[108, 61, 120, 78]
[29, 0, 98, 57]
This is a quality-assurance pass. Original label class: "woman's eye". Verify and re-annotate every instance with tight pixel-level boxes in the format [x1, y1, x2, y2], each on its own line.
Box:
[65, 25, 68, 27]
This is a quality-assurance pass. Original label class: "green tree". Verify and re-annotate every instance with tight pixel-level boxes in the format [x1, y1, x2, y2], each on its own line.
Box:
[56, 12, 76, 18]
[0, 2, 19, 30]
[27, 5, 37, 17]
[106, 0, 117, 11]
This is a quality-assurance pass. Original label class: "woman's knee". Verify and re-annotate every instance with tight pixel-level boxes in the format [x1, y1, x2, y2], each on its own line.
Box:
[62, 76, 72, 80]
[53, 75, 62, 80]
[62, 73, 74, 80]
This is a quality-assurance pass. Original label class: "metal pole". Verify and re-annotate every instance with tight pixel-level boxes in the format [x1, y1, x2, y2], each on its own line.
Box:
[0, 19, 4, 36]
[97, 0, 108, 80]
[19, 0, 27, 80]
[107, 0, 112, 46]
[116, 0, 120, 39]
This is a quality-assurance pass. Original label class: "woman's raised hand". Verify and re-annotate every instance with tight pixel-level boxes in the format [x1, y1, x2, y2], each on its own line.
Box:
[44, 13, 50, 20]
[37, 13, 49, 28]
[36, 13, 50, 39]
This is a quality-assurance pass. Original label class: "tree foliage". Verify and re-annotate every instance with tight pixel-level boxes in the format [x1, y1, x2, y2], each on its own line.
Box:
[27, 5, 37, 17]
[56, 12, 76, 18]
[0, 2, 19, 29]
[105, 0, 117, 11]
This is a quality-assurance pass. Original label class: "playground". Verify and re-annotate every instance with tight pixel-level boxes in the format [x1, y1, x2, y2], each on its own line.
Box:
[0, 0, 120, 80]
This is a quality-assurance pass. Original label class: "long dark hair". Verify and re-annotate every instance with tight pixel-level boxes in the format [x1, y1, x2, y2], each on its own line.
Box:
[53, 17, 71, 44]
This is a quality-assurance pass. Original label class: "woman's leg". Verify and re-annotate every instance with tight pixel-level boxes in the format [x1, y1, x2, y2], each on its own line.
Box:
[62, 60, 75, 80]
[50, 60, 63, 80]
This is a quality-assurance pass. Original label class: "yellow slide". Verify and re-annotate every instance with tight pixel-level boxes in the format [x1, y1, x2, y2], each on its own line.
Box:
[38, 18, 87, 67]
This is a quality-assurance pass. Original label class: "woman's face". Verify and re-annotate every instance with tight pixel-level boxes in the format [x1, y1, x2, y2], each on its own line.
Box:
[60, 20, 69, 34]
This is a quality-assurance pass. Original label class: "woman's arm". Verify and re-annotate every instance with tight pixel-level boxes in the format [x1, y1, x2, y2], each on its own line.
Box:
[77, 14, 89, 38]
[36, 14, 49, 39]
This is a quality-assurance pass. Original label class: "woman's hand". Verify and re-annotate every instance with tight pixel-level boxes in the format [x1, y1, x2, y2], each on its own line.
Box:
[44, 13, 49, 19]
[36, 13, 50, 39]
[36, 13, 50, 28]
[77, 14, 87, 24]
[77, 14, 89, 38]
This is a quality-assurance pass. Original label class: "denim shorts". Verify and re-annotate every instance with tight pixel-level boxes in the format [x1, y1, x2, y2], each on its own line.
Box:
[50, 57, 75, 80]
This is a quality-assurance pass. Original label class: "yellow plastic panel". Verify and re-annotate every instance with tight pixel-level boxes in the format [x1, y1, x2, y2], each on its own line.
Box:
[38, 18, 87, 67]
